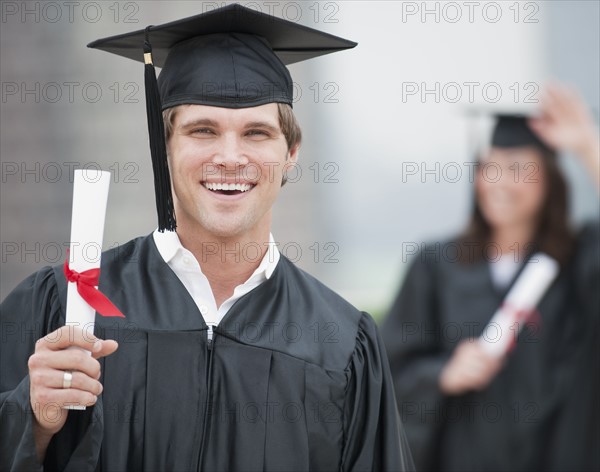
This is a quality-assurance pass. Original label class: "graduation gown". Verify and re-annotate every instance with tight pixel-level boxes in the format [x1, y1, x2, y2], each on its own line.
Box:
[382, 223, 599, 472]
[0, 233, 414, 472]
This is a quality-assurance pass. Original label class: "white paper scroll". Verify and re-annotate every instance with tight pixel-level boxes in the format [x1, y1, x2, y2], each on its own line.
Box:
[64, 169, 111, 409]
[479, 253, 559, 357]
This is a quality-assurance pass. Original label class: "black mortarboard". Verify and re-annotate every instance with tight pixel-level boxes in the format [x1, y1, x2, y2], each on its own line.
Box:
[88, 4, 357, 231]
[491, 114, 552, 153]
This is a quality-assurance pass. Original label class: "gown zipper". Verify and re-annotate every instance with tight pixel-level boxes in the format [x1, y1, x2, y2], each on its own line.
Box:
[207, 324, 214, 347]
[197, 325, 215, 470]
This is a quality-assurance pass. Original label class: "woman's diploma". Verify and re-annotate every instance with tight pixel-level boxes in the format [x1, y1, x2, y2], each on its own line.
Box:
[64, 169, 124, 409]
[479, 253, 559, 357]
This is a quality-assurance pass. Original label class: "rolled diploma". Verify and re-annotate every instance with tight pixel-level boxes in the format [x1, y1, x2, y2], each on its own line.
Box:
[64, 169, 111, 409]
[479, 253, 559, 357]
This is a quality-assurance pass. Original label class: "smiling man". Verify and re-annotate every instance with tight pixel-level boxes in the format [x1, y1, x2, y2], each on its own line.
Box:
[164, 103, 298, 313]
[0, 4, 414, 471]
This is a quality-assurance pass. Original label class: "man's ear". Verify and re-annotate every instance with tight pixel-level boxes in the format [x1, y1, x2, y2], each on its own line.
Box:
[281, 144, 300, 187]
[287, 143, 300, 164]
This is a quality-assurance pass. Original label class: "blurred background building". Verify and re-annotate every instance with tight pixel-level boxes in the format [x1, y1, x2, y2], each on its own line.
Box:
[1, 1, 598, 317]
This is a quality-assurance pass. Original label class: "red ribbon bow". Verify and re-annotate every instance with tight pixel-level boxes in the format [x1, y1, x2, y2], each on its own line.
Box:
[63, 254, 125, 318]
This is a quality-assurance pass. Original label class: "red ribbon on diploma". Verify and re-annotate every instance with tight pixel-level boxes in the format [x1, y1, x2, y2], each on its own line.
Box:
[63, 255, 125, 318]
[502, 302, 541, 353]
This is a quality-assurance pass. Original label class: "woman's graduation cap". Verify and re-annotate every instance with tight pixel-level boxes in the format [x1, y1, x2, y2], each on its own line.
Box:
[491, 114, 553, 153]
[87, 3, 357, 231]
[466, 107, 554, 157]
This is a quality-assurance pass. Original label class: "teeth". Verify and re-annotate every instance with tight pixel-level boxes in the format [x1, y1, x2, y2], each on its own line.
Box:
[204, 182, 253, 193]
[236, 183, 252, 192]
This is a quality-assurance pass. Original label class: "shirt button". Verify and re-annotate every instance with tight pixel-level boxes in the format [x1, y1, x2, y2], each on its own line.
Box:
[199, 305, 208, 315]
[183, 256, 192, 265]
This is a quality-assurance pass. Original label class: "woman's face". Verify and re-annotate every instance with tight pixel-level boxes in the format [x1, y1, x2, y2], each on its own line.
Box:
[475, 146, 547, 231]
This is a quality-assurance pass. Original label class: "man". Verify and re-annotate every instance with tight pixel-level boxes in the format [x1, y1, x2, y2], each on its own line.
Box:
[0, 5, 414, 471]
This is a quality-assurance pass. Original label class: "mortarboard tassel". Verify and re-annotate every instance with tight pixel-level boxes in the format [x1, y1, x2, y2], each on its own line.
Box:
[144, 27, 176, 232]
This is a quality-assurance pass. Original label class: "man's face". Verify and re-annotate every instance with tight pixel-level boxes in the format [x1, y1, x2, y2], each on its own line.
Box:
[167, 103, 298, 239]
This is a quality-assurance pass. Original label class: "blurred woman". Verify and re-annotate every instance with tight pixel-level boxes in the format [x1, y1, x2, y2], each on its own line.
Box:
[382, 84, 599, 471]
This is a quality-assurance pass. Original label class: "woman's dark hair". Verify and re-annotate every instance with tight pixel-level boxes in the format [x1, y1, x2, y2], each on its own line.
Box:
[459, 147, 575, 267]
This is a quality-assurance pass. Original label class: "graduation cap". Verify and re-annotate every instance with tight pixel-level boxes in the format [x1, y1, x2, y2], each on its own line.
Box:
[88, 3, 357, 231]
[465, 107, 554, 158]
[491, 114, 552, 153]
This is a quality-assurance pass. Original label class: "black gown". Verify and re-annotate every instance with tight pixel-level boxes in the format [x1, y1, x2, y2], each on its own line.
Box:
[1, 234, 414, 471]
[382, 223, 599, 472]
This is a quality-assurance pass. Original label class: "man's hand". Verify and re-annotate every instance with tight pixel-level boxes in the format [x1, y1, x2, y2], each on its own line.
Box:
[438, 339, 505, 396]
[28, 326, 118, 460]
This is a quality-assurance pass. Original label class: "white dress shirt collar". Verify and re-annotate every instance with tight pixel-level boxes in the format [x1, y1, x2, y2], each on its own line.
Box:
[152, 229, 280, 333]
[153, 229, 280, 280]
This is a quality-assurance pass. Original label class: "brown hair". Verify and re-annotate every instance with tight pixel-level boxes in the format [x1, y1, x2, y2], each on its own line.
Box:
[459, 148, 575, 267]
[162, 103, 302, 151]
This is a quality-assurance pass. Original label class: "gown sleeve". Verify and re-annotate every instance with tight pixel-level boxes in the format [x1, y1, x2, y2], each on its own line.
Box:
[573, 222, 600, 326]
[380, 254, 450, 471]
[1, 267, 60, 471]
[341, 312, 415, 472]
[548, 221, 600, 471]
[0, 266, 103, 471]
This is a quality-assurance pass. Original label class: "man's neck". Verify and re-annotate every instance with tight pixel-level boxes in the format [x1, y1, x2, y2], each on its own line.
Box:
[176, 223, 271, 308]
